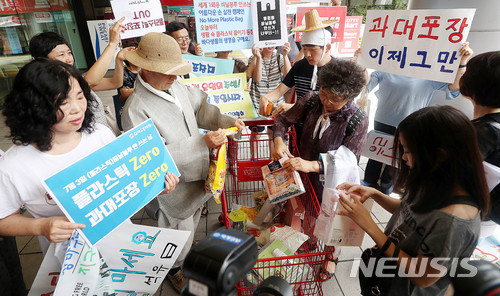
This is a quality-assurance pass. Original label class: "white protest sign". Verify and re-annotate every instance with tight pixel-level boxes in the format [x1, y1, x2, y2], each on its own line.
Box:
[110, 0, 165, 39]
[29, 224, 190, 296]
[87, 20, 117, 69]
[251, 0, 287, 48]
[361, 130, 396, 167]
[484, 161, 500, 192]
[97, 223, 190, 295]
[358, 9, 475, 83]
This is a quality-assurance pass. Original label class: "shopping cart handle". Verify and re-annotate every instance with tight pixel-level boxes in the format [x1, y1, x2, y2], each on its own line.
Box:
[243, 116, 275, 127]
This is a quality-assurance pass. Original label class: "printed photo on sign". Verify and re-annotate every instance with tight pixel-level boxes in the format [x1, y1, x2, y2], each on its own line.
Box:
[358, 9, 476, 83]
[43, 120, 180, 246]
[252, 0, 287, 48]
[181, 73, 257, 118]
[194, 0, 253, 52]
[110, 0, 166, 39]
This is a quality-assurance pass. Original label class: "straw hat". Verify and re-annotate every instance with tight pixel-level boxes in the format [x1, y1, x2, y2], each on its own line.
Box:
[291, 9, 337, 32]
[124, 32, 192, 75]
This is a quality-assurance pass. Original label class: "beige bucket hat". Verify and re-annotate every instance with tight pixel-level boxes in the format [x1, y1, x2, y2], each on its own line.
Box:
[291, 9, 337, 32]
[124, 32, 192, 75]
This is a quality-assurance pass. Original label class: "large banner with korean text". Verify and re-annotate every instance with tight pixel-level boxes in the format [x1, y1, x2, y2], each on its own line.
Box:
[43, 120, 180, 246]
[194, 0, 253, 52]
[358, 9, 476, 83]
[110, 0, 165, 39]
[180, 73, 257, 118]
[28, 224, 190, 296]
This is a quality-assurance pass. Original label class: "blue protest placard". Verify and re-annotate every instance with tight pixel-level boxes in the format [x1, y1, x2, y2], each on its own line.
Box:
[42, 119, 179, 246]
[182, 54, 235, 77]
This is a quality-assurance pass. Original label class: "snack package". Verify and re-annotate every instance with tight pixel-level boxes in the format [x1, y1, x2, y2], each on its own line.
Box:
[261, 155, 305, 204]
[253, 190, 268, 211]
[205, 127, 238, 204]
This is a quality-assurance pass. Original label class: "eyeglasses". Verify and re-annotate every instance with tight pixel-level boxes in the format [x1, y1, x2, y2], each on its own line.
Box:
[175, 37, 191, 44]
[319, 88, 345, 104]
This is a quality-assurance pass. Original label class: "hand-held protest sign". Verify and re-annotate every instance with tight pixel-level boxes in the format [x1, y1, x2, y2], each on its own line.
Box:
[180, 73, 257, 118]
[29, 224, 190, 296]
[194, 0, 253, 52]
[361, 130, 396, 167]
[358, 9, 476, 83]
[295, 6, 347, 42]
[87, 20, 118, 69]
[182, 54, 235, 77]
[43, 119, 180, 246]
[251, 0, 287, 48]
[110, 0, 165, 39]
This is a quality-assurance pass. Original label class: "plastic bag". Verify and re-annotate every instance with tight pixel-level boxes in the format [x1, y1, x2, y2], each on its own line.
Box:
[205, 127, 238, 204]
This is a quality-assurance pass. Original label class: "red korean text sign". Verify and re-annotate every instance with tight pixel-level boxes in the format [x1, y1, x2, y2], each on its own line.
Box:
[358, 9, 476, 83]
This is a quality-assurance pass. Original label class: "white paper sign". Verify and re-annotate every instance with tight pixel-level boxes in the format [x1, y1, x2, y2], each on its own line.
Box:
[29, 224, 190, 296]
[358, 9, 476, 83]
[361, 130, 396, 167]
[87, 20, 117, 69]
[110, 0, 165, 39]
[251, 0, 287, 48]
[484, 161, 500, 192]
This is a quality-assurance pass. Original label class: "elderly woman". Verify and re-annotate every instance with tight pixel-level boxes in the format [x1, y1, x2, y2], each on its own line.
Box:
[272, 58, 368, 201]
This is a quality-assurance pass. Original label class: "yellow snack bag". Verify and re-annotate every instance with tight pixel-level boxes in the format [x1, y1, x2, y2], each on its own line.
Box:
[205, 127, 236, 204]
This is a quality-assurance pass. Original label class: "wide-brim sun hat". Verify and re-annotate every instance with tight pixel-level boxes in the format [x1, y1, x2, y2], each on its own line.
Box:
[291, 9, 338, 32]
[124, 32, 192, 75]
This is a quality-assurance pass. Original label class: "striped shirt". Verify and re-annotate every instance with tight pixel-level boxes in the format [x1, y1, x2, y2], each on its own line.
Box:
[248, 51, 285, 110]
[283, 58, 327, 101]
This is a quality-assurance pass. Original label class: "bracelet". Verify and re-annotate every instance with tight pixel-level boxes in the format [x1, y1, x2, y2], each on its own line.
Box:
[459, 64, 467, 68]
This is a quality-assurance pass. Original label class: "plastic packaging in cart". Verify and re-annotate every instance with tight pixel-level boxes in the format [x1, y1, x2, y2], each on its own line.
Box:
[314, 188, 373, 246]
[205, 143, 226, 204]
[261, 155, 305, 204]
[256, 238, 312, 290]
[205, 127, 238, 204]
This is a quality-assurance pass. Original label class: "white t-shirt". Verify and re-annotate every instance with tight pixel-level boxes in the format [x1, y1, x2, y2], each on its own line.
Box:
[0, 123, 115, 251]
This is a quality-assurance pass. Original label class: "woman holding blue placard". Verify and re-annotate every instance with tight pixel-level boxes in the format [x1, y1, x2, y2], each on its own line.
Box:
[0, 60, 179, 254]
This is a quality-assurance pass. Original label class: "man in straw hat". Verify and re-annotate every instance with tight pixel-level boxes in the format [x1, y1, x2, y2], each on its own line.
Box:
[259, 9, 336, 118]
[121, 32, 245, 293]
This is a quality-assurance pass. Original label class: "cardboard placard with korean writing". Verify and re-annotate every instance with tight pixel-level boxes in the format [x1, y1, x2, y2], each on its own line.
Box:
[252, 0, 287, 48]
[295, 6, 347, 42]
[358, 9, 476, 83]
[182, 54, 235, 77]
[180, 73, 257, 118]
[28, 224, 190, 296]
[361, 130, 396, 167]
[43, 119, 180, 246]
[194, 0, 253, 52]
[110, 0, 165, 39]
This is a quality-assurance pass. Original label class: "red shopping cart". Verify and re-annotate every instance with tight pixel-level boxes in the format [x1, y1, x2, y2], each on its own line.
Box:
[220, 119, 335, 296]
